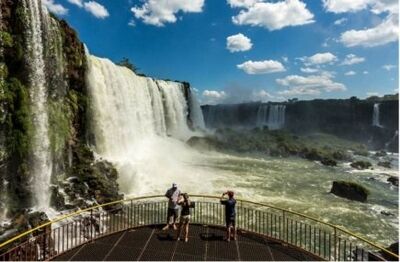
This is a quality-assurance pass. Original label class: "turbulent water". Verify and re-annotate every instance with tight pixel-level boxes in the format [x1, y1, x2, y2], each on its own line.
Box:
[86, 55, 398, 245]
[22, 0, 53, 210]
[86, 55, 208, 195]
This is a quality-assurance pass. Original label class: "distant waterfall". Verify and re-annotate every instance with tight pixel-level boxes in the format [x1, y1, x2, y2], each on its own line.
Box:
[372, 103, 382, 127]
[188, 90, 206, 130]
[257, 104, 286, 130]
[86, 55, 205, 195]
[22, 0, 53, 210]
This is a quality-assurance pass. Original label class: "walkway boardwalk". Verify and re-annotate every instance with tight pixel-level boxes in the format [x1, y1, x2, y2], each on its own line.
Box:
[52, 225, 319, 261]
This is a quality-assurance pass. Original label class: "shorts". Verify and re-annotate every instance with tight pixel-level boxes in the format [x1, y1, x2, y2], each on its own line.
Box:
[180, 215, 190, 224]
[225, 216, 235, 227]
[167, 208, 179, 223]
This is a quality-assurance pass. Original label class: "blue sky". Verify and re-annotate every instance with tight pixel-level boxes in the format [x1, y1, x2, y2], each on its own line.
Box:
[44, 0, 399, 104]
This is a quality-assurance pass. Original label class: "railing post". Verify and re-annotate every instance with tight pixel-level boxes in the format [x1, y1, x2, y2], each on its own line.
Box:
[90, 210, 93, 242]
[334, 226, 337, 261]
[130, 200, 133, 228]
[282, 210, 286, 242]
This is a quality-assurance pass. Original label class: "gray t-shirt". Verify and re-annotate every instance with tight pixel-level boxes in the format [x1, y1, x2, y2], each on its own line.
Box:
[165, 188, 181, 209]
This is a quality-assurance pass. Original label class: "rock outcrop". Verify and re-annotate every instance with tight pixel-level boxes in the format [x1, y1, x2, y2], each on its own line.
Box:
[330, 181, 369, 202]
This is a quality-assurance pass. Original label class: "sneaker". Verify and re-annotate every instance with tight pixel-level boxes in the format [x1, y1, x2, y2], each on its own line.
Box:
[177, 237, 181, 241]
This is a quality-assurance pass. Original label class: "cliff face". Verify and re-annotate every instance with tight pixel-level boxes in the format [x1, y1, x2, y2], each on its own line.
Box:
[0, 0, 121, 216]
[201, 97, 399, 152]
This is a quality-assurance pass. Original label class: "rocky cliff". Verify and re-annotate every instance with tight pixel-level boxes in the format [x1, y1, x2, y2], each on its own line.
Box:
[201, 96, 399, 152]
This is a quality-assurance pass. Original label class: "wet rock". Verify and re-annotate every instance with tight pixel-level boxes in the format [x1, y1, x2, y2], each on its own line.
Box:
[320, 158, 337, 166]
[350, 161, 372, 170]
[375, 150, 387, 157]
[330, 181, 369, 202]
[387, 176, 399, 187]
[50, 186, 66, 211]
[377, 161, 391, 168]
[380, 210, 395, 216]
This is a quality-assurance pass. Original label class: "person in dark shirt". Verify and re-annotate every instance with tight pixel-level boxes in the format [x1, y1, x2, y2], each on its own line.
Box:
[220, 191, 237, 241]
[177, 193, 191, 242]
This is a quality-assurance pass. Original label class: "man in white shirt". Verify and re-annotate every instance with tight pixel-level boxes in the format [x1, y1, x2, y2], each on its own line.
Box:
[162, 183, 181, 230]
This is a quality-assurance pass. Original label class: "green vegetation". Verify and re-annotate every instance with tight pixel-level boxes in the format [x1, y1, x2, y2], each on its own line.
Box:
[117, 57, 139, 73]
[187, 129, 365, 166]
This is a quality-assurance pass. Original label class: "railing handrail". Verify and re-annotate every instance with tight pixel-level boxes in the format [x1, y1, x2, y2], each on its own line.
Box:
[0, 194, 398, 259]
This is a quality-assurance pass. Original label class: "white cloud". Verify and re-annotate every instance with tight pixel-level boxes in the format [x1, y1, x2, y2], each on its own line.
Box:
[340, 15, 398, 47]
[282, 56, 289, 63]
[84, 1, 109, 18]
[67, 0, 83, 8]
[128, 20, 136, 27]
[226, 33, 253, 52]
[382, 64, 396, 71]
[345, 70, 356, 76]
[300, 52, 338, 66]
[300, 67, 319, 73]
[231, 0, 314, 31]
[341, 54, 365, 65]
[363, 70, 369, 74]
[334, 17, 347, 25]
[251, 90, 274, 101]
[42, 0, 68, 15]
[227, 0, 262, 8]
[131, 0, 204, 26]
[237, 60, 286, 74]
[323, 0, 372, 13]
[202, 90, 228, 104]
[276, 73, 346, 96]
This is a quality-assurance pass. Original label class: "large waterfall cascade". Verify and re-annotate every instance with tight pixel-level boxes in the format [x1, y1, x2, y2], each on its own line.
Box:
[372, 103, 382, 127]
[22, 0, 64, 210]
[86, 55, 209, 196]
[256, 104, 286, 130]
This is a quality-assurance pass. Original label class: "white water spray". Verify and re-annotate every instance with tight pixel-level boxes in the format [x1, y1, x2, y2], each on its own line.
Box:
[372, 103, 382, 127]
[86, 55, 216, 196]
[256, 104, 286, 130]
[22, 0, 52, 210]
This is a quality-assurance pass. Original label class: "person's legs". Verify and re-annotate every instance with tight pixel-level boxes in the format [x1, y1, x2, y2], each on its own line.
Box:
[232, 220, 237, 240]
[173, 208, 179, 230]
[184, 222, 189, 242]
[176, 221, 183, 240]
[163, 209, 173, 230]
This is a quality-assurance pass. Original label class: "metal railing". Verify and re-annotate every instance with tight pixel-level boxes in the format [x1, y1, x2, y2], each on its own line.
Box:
[0, 195, 398, 261]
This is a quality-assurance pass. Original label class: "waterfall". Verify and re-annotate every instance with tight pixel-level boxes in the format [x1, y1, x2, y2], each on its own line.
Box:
[372, 103, 382, 127]
[256, 104, 286, 130]
[188, 90, 206, 130]
[22, 0, 52, 210]
[86, 54, 206, 195]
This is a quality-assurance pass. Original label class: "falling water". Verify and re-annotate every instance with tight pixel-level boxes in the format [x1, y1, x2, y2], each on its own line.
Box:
[256, 104, 286, 130]
[188, 90, 206, 130]
[372, 103, 382, 127]
[22, 0, 52, 210]
[86, 55, 212, 195]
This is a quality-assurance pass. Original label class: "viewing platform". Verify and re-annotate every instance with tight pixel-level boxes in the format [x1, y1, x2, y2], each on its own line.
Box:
[0, 195, 398, 261]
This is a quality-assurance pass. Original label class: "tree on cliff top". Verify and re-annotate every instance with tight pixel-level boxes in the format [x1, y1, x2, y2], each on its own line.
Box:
[117, 57, 139, 74]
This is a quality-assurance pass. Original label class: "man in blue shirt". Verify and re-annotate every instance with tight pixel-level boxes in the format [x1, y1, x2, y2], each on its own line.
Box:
[220, 191, 237, 241]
